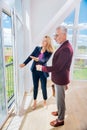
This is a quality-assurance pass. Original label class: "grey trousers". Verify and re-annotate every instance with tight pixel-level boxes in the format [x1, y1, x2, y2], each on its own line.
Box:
[55, 84, 66, 120]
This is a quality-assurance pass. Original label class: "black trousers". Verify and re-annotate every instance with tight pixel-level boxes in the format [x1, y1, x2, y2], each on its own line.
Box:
[32, 70, 47, 100]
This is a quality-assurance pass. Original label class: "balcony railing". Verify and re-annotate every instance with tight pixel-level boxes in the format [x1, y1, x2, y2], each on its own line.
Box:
[5, 62, 14, 109]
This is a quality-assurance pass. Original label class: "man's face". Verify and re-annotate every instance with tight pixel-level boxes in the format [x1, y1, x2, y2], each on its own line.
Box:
[54, 29, 65, 44]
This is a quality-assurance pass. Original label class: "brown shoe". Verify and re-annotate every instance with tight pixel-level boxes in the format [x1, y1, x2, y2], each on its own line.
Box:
[51, 111, 58, 116]
[50, 119, 64, 127]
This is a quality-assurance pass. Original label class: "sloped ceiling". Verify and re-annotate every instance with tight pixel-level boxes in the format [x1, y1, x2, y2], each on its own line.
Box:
[30, 0, 66, 42]
[30, 0, 81, 44]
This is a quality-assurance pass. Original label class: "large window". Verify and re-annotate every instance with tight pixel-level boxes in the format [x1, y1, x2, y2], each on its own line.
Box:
[0, 16, 7, 126]
[2, 12, 15, 108]
[61, 1, 87, 80]
[73, 0, 87, 80]
[76, 30, 87, 55]
[73, 29, 87, 80]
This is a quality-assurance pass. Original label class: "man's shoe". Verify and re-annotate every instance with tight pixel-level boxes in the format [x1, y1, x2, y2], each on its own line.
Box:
[50, 119, 64, 127]
[51, 111, 58, 116]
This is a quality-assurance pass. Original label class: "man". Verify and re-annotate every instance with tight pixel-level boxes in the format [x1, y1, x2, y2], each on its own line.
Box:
[36, 25, 73, 127]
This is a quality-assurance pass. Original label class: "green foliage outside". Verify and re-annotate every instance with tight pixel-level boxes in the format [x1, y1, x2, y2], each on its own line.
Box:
[7, 56, 13, 63]
[73, 68, 87, 80]
[5, 63, 14, 101]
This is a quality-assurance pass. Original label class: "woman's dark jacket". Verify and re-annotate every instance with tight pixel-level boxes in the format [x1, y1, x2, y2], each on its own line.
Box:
[23, 46, 52, 78]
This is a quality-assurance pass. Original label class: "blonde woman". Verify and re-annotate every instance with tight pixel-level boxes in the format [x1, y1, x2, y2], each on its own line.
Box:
[20, 36, 54, 109]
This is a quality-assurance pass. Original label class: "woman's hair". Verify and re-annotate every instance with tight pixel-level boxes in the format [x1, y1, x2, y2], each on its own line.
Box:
[44, 35, 54, 53]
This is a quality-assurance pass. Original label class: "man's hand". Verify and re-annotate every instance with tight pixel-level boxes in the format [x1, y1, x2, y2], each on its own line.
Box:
[30, 56, 39, 62]
[36, 65, 42, 71]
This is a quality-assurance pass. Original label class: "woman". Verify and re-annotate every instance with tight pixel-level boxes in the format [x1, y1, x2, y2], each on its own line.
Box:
[20, 36, 54, 109]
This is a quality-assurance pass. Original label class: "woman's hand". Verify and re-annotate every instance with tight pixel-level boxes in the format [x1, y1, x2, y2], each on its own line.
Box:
[30, 56, 39, 62]
[19, 64, 25, 68]
[36, 65, 42, 71]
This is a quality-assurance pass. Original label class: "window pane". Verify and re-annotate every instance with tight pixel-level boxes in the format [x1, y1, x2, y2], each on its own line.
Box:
[79, 0, 87, 23]
[15, 0, 22, 17]
[76, 30, 87, 55]
[2, 12, 14, 109]
[63, 10, 75, 26]
[0, 21, 7, 125]
[67, 29, 73, 44]
[15, 16, 25, 110]
[73, 59, 87, 80]
[3, 0, 15, 8]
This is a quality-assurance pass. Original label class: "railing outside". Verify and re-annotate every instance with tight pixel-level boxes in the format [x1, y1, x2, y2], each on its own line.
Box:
[5, 62, 14, 109]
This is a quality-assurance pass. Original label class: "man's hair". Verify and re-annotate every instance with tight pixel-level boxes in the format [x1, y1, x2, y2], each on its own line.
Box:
[56, 25, 67, 34]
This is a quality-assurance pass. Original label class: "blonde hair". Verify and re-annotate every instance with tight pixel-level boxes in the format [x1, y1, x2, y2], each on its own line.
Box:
[44, 35, 54, 53]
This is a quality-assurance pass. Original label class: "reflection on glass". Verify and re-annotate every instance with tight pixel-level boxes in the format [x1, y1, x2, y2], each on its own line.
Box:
[2, 12, 14, 109]
[73, 59, 87, 80]
[76, 30, 87, 55]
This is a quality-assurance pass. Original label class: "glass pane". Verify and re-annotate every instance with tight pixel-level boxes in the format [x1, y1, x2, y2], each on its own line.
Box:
[0, 19, 7, 125]
[79, 0, 87, 24]
[67, 29, 73, 45]
[63, 10, 75, 26]
[15, 16, 24, 110]
[2, 0, 15, 8]
[73, 59, 87, 80]
[61, 10, 75, 50]
[2, 12, 14, 109]
[76, 30, 87, 55]
[15, 0, 22, 17]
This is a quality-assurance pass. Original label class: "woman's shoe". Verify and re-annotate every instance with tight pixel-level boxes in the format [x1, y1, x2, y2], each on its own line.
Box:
[43, 103, 47, 109]
[32, 105, 36, 110]
[43, 100, 47, 108]
[32, 100, 37, 110]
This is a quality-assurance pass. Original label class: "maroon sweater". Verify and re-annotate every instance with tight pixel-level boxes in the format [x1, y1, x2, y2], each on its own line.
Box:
[42, 40, 73, 85]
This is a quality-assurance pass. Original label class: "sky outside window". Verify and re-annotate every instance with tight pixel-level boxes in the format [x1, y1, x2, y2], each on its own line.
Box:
[79, 0, 87, 24]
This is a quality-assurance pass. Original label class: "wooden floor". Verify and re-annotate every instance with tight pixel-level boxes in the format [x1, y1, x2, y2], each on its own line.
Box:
[19, 80, 87, 130]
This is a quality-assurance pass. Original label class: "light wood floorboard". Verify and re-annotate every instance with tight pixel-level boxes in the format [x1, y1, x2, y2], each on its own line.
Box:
[20, 81, 87, 130]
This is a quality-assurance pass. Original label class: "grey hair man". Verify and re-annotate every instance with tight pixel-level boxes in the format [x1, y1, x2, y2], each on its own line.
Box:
[36, 25, 73, 127]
